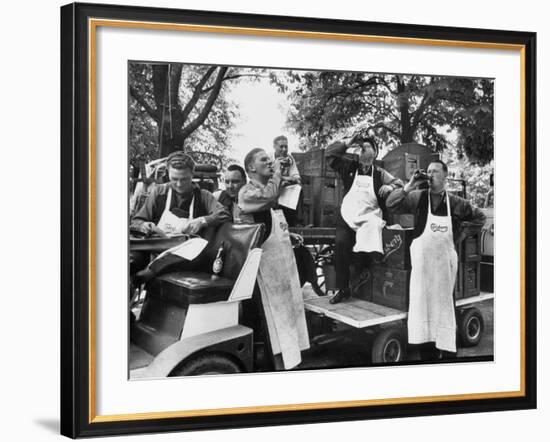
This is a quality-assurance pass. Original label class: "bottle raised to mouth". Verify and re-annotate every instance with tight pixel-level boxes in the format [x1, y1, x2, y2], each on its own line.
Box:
[414, 170, 431, 182]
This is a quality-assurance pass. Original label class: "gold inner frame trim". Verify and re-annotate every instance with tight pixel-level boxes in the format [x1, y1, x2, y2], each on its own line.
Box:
[87, 17, 527, 423]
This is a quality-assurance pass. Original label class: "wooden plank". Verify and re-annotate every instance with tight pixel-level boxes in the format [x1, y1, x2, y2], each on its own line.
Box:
[329, 303, 384, 323]
[304, 297, 406, 328]
[304, 292, 494, 328]
[352, 299, 406, 317]
[456, 291, 494, 307]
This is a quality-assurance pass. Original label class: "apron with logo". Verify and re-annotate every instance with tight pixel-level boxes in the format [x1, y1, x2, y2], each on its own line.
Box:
[156, 187, 194, 236]
[408, 192, 458, 352]
[340, 171, 385, 253]
[256, 209, 310, 369]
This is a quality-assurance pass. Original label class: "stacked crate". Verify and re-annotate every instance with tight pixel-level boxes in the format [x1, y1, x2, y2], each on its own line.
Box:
[454, 224, 482, 299]
[354, 227, 414, 310]
[355, 224, 482, 310]
[293, 150, 344, 227]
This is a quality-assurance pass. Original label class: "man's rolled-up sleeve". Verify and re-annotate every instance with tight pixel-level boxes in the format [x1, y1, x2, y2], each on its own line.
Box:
[453, 197, 487, 225]
[130, 187, 159, 228]
[386, 188, 421, 213]
[238, 175, 282, 214]
[201, 190, 230, 226]
[380, 169, 404, 190]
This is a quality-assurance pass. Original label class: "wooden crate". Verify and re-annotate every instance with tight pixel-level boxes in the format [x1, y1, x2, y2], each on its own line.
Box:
[458, 224, 482, 262]
[372, 265, 410, 311]
[353, 277, 373, 302]
[480, 259, 494, 292]
[299, 175, 344, 227]
[455, 260, 481, 300]
[380, 227, 414, 270]
[293, 149, 337, 178]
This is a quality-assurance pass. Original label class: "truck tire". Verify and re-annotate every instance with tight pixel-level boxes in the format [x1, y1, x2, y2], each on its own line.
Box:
[371, 328, 407, 364]
[170, 353, 242, 377]
[458, 307, 484, 347]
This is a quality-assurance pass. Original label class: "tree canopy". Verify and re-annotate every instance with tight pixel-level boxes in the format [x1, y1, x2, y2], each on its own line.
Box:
[129, 63, 263, 165]
[278, 71, 494, 165]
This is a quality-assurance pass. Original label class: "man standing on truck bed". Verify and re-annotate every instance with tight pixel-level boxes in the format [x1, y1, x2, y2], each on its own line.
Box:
[326, 133, 403, 304]
[386, 160, 486, 359]
[271, 135, 302, 227]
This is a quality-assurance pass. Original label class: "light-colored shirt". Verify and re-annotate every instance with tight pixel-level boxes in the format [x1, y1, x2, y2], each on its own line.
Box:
[236, 174, 282, 223]
[273, 154, 301, 184]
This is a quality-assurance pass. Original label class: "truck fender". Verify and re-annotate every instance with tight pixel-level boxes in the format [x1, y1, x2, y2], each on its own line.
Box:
[141, 325, 253, 378]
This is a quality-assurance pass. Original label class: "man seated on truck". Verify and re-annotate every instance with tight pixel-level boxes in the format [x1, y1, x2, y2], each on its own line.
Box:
[326, 133, 403, 304]
[129, 151, 230, 278]
[386, 160, 486, 360]
[213, 164, 247, 222]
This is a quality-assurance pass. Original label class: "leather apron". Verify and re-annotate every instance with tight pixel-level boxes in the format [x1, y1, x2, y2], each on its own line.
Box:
[408, 192, 458, 352]
[256, 209, 310, 369]
[156, 187, 194, 236]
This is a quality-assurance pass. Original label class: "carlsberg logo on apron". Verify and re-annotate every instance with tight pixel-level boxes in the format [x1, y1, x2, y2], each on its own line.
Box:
[340, 170, 385, 253]
[408, 192, 458, 352]
[157, 187, 194, 235]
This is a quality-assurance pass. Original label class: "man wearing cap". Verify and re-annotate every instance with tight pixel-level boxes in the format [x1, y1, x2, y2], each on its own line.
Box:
[325, 134, 403, 304]
[130, 151, 229, 275]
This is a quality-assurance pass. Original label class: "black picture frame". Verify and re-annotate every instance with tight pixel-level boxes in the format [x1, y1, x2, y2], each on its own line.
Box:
[61, 2, 537, 438]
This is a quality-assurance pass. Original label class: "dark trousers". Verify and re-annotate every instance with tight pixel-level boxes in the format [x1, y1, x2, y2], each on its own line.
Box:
[414, 343, 458, 361]
[334, 213, 374, 290]
[130, 251, 149, 275]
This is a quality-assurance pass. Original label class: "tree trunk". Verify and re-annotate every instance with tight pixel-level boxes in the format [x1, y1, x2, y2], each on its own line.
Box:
[396, 76, 415, 144]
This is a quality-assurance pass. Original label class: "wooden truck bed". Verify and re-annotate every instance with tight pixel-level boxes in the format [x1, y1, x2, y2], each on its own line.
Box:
[303, 291, 494, 329]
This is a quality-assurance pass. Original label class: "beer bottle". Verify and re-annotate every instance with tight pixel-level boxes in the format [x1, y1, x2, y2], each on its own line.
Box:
[212, 241, 225, 275]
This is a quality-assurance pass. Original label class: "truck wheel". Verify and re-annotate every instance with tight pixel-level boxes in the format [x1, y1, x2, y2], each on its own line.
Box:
[372, 328, 407, 364]
[170, 353, 242, 377]
[458, 308, 484, 347]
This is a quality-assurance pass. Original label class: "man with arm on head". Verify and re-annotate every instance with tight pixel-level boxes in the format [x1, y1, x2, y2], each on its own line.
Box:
[214, 164, 247, 223]
[386, 160, 486, 360]
[129, 151, 229, 279]
[325, 133, 403, 304]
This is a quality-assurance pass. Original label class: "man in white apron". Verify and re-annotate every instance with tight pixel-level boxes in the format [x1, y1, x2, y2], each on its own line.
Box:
[129, 151, 229, 277]
[386, 160, 486, 359]
[238, 148, 309, 370]
[326, 134, 403, 304]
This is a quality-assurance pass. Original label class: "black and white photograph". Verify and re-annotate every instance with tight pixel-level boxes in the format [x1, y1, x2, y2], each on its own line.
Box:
[127, 61, 495, 379]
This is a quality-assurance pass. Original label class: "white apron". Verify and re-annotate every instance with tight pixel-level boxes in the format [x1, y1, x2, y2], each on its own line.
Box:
[340, 171, 385, 253]
[156, 187, 194, 236]
[408, 192, 458, 352]
[256, 209, 310, 369]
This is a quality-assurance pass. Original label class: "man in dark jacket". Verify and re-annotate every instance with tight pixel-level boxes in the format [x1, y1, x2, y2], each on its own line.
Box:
[326, 134, 403, 304]
[386, 160, 486, 360]
[215, 164, 247, 222]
